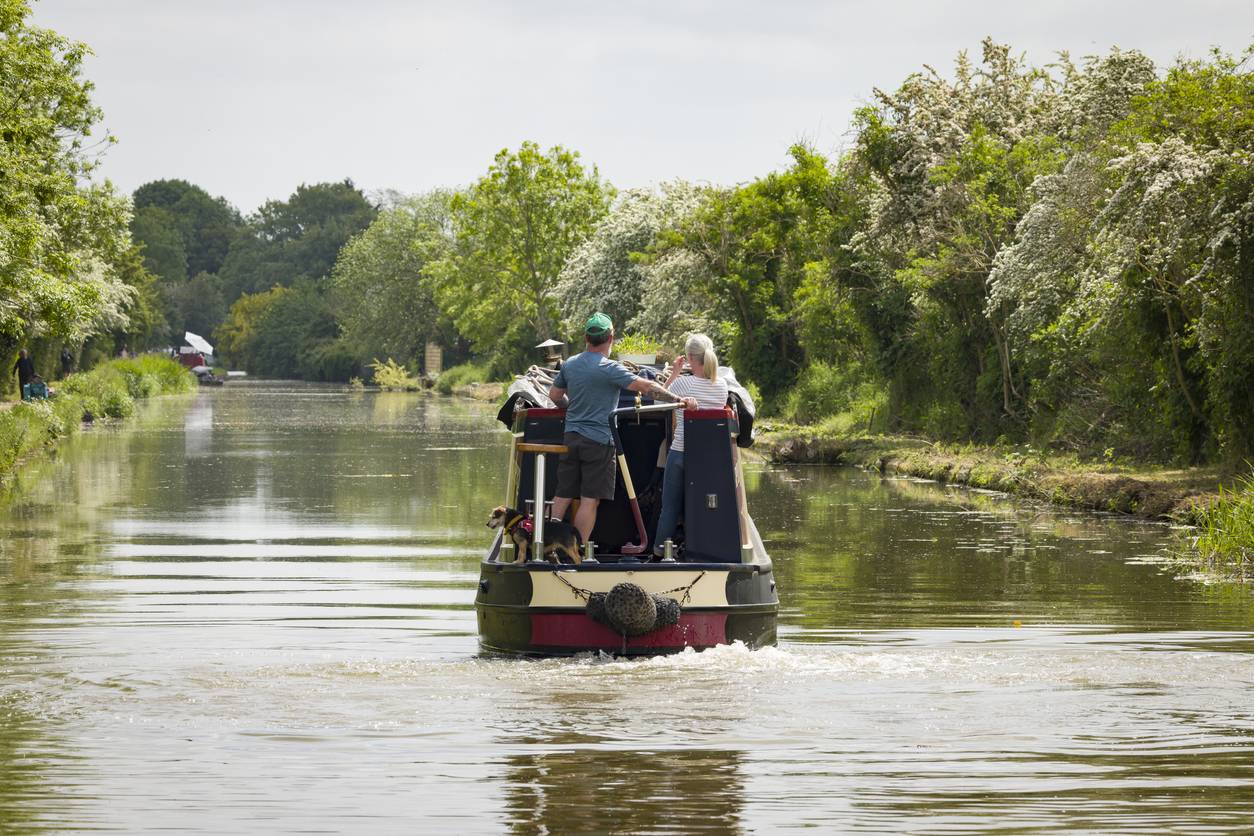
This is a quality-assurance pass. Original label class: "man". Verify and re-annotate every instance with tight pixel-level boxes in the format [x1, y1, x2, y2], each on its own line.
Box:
[60, 346, 73, 378]
[13, 349, 35, 400]
[547, 313, 697, 545]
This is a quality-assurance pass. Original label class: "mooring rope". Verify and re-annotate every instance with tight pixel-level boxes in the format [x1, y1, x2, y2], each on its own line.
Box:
[550, 568, 708, 605]
[552, 570, 593, 601]
[661, 571, 707, 605]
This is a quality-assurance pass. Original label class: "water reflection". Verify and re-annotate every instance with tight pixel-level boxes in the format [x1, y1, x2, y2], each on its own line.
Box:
[502, 746, 744, 834]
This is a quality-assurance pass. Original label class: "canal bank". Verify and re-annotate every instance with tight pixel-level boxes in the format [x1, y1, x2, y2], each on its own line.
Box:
[755, 425, 1229, 521]
[0, 355, 194, 493]
[756, 427, 1251, 581]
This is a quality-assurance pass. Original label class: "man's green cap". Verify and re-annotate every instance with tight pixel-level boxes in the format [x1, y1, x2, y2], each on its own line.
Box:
[585, 312, 613, 337]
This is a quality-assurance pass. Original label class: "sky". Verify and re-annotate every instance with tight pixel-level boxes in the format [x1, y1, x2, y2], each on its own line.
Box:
[32, 0, 1254, 214]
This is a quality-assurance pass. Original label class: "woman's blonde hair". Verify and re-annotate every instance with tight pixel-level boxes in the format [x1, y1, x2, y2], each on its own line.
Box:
[684, 333, 719, 382]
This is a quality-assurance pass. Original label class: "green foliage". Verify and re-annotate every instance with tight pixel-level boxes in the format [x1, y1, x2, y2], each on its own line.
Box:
[663, 144, 835, 401]
[0, 0, 135, 354]
[133, 179, 243, 277]
[613, 334, 666, 358]
[368, 358, 422, 391]
[1, 355, 191, 489]
[221, 180, 376, 299]
[215, 283, 356, 381]
[1181, 472, 1254, 580]
[131, 205, 189, 282]
[556, 182, 707, 335]
[779, 363, 886, 430]
[435, 361, 491, 395]
[426, 142, 613, 372]
[331, 192, 456, 369]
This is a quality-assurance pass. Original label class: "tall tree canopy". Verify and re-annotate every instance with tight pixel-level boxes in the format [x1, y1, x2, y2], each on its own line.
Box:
[427, 142, 613, 370]
[220, 180, 376, 299]
[0, 0, 135, 356]
[132, 179, 243, 278]
[330, 191, 456, 367]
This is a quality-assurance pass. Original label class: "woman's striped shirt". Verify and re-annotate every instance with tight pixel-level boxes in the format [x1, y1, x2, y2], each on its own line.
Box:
[669, 374, 729, 452]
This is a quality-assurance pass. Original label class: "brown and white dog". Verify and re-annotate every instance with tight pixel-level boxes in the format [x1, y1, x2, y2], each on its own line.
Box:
[486, 505, 583, 564]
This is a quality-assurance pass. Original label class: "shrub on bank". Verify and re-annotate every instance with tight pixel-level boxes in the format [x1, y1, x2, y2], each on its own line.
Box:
[778, 362, 886, 431]
[368, 358, 422, 391]
[1, 356, 194, 489]
[1182, 473, 1254, 581]
[435, 361, 491, 395]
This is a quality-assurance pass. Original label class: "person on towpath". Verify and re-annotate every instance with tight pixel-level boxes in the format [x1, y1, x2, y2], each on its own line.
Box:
[13, 349, 35, 400]
[547, 313, 697, 545]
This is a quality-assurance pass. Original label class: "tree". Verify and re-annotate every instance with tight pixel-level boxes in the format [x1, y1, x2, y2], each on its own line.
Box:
[130, 205, 188, 282]
[132, 179, 243, 277]
[330, 191, 455, 367]
[215, 286, 289, 366]
[0, 0, 134, 363]
[555, 181, 705, 336]
[427, 142, 613, 369]
[219, 180, 376, 300]
[664, 144, 835, 400]
[163, 273, 227, 339]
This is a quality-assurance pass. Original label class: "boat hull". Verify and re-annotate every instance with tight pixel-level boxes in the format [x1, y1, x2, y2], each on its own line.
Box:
[475, 559, 778, 657]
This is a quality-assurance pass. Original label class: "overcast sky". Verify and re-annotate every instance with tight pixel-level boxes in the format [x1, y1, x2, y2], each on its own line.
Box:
[33, 0, 1254, 213]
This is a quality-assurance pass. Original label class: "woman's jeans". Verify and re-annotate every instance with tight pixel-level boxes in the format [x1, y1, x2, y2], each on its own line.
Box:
[653, 448, 685, 555]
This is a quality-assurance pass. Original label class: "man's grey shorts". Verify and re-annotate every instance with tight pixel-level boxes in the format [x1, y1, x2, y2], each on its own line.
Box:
[555, 432, 617, 500]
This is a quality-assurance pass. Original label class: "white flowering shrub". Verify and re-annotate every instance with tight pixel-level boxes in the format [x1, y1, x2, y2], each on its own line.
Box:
[555, 180, 707, 338]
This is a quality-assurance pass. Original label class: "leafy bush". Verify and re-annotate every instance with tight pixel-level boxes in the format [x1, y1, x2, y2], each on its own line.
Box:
[436, 361, 491, 395]
[614, 334, 666, 359]
[2, 355, 193, 490]
[778, 362, 886, 430]
[1182, 472, 1254, 580]
[368, 358, 422, 391]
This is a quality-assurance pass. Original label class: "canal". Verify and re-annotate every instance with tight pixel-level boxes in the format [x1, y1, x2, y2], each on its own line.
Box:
[2, 383, 1251, 832]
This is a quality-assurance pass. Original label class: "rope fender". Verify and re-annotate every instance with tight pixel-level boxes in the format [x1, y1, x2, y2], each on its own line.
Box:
[554, 572, 704, 637]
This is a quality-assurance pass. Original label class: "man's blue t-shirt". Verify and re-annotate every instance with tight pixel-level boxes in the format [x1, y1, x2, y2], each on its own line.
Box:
[553, 352, 638, 445]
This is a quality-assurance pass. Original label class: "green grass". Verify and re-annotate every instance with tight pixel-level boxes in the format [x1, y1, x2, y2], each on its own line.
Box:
[1180, 472, 1254, 581]
[1, 355, 194, 490]
[435, 361, 491, 395]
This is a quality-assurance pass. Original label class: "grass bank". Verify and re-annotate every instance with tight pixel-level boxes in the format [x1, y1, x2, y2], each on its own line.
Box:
[1, 355, 195, 491]
[756, 424, 1235, 520]
[433, 362, 505, 401]
[1180, 474, 1253, 582]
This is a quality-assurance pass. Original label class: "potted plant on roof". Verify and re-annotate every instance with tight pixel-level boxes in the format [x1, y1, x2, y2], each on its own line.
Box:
[614, 334, 666, 366]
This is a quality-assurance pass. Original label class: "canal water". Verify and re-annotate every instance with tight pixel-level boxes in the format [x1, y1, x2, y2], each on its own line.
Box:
[1, 383, 1251, 833]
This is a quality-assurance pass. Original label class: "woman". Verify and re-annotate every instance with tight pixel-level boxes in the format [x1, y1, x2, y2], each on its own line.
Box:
[653, 334, 729, 558]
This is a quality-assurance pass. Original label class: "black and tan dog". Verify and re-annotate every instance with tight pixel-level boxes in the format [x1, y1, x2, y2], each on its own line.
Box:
[486, 505, 583, 564]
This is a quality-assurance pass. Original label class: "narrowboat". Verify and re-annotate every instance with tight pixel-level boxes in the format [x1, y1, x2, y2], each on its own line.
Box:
[475, 370, 778, 656]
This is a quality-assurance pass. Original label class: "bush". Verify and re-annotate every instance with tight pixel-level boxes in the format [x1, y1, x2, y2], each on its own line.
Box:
[368, 358, 422, 391]
[778, 362, 886, 430]
[1182, 472, 1254, 580]
[2, 355, 194, 490]
[614, 334, 666, 359]
[435, 361, 491, 395]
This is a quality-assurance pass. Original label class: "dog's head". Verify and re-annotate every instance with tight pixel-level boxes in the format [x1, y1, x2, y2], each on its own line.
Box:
[486, 505, 509, 529]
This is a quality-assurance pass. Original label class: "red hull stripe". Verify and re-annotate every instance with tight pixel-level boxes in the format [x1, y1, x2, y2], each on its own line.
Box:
[529, 612, 728, 649]
[685, 408, 733, 420]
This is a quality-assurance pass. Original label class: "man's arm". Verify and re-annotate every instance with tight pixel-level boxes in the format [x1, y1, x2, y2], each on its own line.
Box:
[548, 385, 568, 407]
[627, 377, 697, 410]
